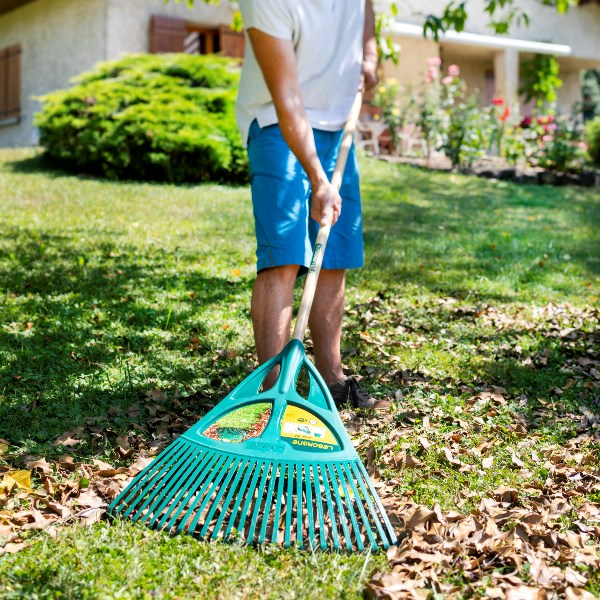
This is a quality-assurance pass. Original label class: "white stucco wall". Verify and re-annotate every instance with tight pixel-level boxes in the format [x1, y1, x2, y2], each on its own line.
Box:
[0, 0, 107, 147]
[382, 0, 600, 60]
[106, 0, 236, 59]
[0, 0, 236, 147]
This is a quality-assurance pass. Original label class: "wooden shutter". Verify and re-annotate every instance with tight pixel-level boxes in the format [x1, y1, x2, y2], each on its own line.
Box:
[220, 26, 245, 58]
[0, 44, 21, 122]
[149, 15, 186, 53]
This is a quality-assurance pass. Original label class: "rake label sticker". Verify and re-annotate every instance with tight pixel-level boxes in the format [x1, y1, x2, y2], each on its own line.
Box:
[280, 406, 339, 452]
[202, 402, 271, 443]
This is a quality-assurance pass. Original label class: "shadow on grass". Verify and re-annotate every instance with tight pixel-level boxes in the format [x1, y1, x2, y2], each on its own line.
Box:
[0, 228, 253, 452]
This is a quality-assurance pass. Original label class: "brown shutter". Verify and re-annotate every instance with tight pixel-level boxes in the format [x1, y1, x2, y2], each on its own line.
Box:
[149, 15, 186, 53]
[0, 44, 21, 121]
[220, 26, 245, 58]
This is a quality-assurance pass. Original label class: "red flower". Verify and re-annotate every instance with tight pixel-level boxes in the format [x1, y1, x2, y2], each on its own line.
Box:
[499, 106, 511, 122]
[492, 97, 504, 106]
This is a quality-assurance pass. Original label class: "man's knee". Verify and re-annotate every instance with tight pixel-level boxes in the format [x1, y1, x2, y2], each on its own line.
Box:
[256, 264, 299, 289]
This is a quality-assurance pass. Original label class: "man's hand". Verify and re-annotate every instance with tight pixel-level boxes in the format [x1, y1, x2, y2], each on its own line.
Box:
[360, 54, 379, 91]
[310, 178, 342, 227]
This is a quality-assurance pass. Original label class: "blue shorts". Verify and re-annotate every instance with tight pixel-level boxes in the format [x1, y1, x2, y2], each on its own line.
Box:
[247, 120, 364, 273]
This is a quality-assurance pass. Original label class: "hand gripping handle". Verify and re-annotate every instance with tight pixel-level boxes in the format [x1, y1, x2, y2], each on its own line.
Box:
[291, 90, 364, 342]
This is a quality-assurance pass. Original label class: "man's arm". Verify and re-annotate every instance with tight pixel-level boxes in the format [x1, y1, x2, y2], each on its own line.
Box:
[362, 0, 379, 90]
[246, 28, 341, 227]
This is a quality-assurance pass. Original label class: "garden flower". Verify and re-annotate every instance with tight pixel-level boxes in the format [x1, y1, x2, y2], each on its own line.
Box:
[448, 64, 460, 77]
[391, 107, 400, 116]
[492, 97, 504, 106]
[442, 76, 454, 85]
[542, 134, 553, 142]
[520, 116, 532, 128]
[426, 56, 442, 66]
[499, 106, 511, 122]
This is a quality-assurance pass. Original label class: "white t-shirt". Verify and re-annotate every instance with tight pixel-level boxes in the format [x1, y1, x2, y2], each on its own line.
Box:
[236, 0, 365, 147]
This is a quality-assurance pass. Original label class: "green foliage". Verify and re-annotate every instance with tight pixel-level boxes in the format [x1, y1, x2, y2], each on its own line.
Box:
[533, 116, 589, 173]
[35, 54, 248, 184]
[585, 116, 600, 167]
[371, 80, 417, 153]
[519, 54, 563, 109]
[441, 96, 492, 169]
[582, 69, 600, 121]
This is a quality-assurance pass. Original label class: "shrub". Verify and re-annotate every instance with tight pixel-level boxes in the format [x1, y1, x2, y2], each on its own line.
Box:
[585, 116, 600, 167]
[35, 54, 248, 184]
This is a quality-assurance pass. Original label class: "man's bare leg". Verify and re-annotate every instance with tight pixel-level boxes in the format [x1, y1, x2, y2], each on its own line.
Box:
[251, 264, 299, 389]
[308, 268, 346, 386]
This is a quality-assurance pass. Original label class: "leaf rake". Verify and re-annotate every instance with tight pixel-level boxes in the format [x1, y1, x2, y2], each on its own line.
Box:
[108, 92, 397, 552]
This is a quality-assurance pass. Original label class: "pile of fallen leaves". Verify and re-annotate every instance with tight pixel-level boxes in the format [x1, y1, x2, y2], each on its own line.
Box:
[367, 443, 599, 599]
[0, 446, 152, 556]
[1, 301, 598, 598]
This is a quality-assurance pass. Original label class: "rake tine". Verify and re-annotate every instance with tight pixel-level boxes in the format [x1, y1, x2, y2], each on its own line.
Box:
[270, 464, 286, 544]
[212, 459, 251, 541]
[246, 461, 272, 543]
[153, 450, 215, 531]
[170, 452, 225, 534]
[127, 445, 197, 523]
[296, 464, 304, 549]
[233, 461, 264, 540]
[312, 464, 327, 550]
[258, 462, 279, 544]
[305, 464, 315, 548]
[199, 457, 244, 539]
[139, 447, 202, 526]
[319, 463, 341, 550]
[187, 455, 236, 537]
[356, 461, 396, 545]
[223, 460, 257, 541]
[326, 463, 353, 552]
[334, 462, 364, 552]
[348, 461, 390, 547]
[341, 462, 378, 550]
[114, 442, 183, 517]
[284, 463, 294, 548]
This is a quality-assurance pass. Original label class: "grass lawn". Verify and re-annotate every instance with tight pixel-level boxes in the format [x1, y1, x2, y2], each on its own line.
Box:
[0, 148, 599, 598]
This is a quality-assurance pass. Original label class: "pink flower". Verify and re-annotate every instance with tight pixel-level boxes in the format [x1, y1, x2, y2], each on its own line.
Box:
[492, 97, 504, 106]
[448, 64, 460, 77]
[541, 134, 553, 143]
[442, 76, 454, 85]
[427, 57, 442, 66]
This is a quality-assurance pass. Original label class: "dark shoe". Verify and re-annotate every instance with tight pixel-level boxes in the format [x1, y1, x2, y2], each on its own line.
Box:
[328, 376, 390, 411]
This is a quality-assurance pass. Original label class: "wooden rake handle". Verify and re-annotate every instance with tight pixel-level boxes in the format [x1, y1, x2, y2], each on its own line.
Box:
[292, 90, 364, 342]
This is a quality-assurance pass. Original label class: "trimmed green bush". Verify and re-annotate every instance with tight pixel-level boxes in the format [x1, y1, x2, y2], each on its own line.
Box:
[35, 54, 248, 184]
[585, 116, 600, 168]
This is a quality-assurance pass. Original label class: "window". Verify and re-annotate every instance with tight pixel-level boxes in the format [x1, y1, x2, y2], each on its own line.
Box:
[0, 44, 21, 126]
[150, 15, 244, 58]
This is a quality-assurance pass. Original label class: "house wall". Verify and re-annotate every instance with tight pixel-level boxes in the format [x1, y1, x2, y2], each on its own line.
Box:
[381, 37, 438, 92]
[384, 0, 600, 60]
[0, 0, 235, 147]
[106, 0, 235, 59]
[379, 0, 600, 116]
[0, 0, 106, 146]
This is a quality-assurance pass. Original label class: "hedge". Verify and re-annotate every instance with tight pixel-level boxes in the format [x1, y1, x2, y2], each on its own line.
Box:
[35, 54, 249, 184]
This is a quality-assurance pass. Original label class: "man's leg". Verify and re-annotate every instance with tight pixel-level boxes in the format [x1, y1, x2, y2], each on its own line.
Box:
[251, 264, 299, 389]
[308, 268, 346, 386]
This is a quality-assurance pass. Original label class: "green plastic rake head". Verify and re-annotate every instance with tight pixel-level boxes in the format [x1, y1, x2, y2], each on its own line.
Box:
[108, 338, 397, 551]
[108, 91, 398, 551]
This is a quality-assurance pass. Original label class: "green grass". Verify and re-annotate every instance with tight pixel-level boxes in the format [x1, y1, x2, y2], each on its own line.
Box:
[0, 148, 599, 598]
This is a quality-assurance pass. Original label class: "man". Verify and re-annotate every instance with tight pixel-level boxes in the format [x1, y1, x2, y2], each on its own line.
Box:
[236, 0, 388, 410]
